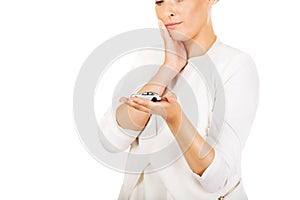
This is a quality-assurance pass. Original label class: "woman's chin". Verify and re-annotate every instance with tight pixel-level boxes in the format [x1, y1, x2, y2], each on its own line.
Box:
[168, 29, 190, 41]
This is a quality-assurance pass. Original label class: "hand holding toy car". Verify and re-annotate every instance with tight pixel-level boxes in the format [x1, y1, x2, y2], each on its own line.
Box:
[119, 91, 179, 122]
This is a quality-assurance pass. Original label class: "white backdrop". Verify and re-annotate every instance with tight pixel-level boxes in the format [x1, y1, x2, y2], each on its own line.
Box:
[1, 0, 300, 199]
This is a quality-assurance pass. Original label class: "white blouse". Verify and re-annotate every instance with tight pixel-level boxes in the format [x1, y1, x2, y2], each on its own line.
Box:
[98, 38, 259, 200]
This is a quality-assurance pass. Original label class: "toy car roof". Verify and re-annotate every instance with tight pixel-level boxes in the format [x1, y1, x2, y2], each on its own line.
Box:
[141, 91, 159, 95]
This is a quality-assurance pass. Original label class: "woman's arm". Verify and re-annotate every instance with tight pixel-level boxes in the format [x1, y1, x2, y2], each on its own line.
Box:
[165, 106, 215, 176]
[130, 92, 215, 175]
[128, 52, 259, 192]
[116, 20, 187, 131]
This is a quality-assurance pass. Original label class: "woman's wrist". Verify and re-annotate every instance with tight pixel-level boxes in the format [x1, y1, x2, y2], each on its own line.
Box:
[149, 65, 179, 88]
[163, 60, 188, 73]
[137, 82, 165, 95]
[165, 102, 182, 124]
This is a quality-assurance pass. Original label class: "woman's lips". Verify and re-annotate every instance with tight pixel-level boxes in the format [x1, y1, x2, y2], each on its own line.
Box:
[165, 22, 182, 29]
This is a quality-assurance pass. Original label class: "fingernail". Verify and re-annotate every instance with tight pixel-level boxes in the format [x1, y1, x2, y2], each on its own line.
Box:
[158, 20, 162, 27]
[170, 98, 176, 103]
[119, 97, 126, 103]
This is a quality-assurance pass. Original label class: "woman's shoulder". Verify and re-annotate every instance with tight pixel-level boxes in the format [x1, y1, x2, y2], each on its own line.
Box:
[208, 39, 258, 85]
[215, 39, 255, 65]
[211, 39, 256, 73]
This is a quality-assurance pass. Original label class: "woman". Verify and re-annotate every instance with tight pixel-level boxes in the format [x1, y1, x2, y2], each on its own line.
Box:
[99, 0, 259, 199]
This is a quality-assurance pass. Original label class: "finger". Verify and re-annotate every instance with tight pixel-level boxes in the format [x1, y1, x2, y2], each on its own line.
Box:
[158, 20, 172, 44]
[119, 97, 127, 103]
[158, 20, 167, 36]
[131, 97, 153, 109]
[125, 99, 151, 114]
[119, 97, 152, 114]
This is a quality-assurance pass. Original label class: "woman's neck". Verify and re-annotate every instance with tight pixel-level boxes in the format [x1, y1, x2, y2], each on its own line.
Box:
[184, 24, 217, 59]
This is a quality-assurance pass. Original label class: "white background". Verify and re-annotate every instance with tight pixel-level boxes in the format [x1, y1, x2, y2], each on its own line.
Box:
[1, 0, 300, 199]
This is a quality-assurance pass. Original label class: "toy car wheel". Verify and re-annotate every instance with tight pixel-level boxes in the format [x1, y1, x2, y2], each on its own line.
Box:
[151, 97, 157, 102]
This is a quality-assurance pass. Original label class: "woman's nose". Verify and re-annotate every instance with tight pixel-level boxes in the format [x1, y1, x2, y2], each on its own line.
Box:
[163, 2, 177, 18]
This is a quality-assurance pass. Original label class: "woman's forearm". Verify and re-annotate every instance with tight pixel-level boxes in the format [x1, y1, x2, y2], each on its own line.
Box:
[166, 108, 215, 176]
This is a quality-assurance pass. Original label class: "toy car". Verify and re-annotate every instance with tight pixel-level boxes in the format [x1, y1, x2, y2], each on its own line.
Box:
[131, 91, 162, 102]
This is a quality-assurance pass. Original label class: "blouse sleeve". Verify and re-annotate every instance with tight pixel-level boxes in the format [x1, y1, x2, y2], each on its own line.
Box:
[192, 52, 260, 192]
[98, 105, 143, 153]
